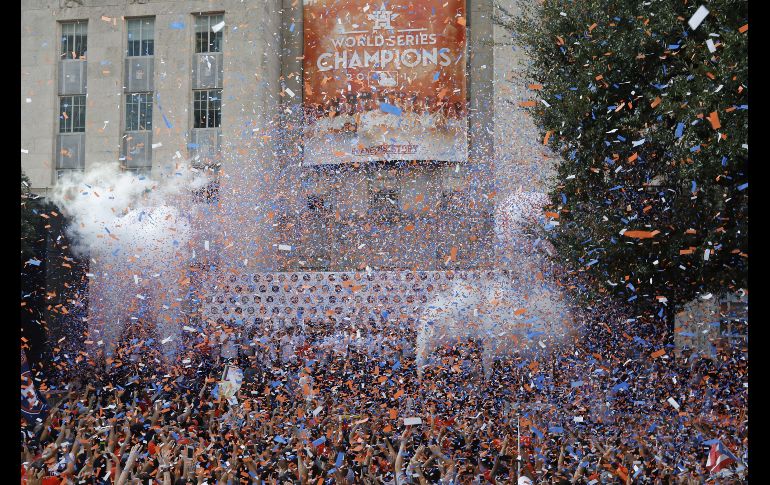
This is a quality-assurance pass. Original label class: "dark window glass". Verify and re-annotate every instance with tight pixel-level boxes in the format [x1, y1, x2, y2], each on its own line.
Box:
[61, 21, 87, 59]
[125, 93, 153, 131]
[127, 18, 154, 56]
[193, 89, 222, 128]
[195, 14, 224, 53]
[59, 95, 86, 133]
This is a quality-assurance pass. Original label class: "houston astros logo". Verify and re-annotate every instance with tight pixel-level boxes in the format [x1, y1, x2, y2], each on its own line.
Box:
[368, 4, 399, 31]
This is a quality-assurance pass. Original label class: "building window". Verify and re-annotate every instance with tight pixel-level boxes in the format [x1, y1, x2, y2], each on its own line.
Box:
[194, 90, 222, 128]
[195, 13, 224, 53]
[57, 169, 84, 180]
[122, 167, 152, 176]
[307, 195, 328, 212]
[59, 95, 86, 133]
[127, 18, 155, 56]
[125, 93, 153, 131]
[61, 21, 87, 59]
[370, 188, 400, 220]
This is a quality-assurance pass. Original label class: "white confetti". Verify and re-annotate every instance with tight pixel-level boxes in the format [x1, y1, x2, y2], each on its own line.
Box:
[688, 5, 709, 31]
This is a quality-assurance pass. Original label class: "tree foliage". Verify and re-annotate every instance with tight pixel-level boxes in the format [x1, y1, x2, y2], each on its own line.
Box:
[500, 0, 748, 319]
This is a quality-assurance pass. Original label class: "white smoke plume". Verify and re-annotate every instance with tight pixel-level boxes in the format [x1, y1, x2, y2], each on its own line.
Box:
[50, 161, 207, 259]
[50, 161, 209, 359]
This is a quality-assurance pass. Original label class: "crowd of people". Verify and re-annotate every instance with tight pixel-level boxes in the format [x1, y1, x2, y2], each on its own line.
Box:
[22, 296, 747, 484]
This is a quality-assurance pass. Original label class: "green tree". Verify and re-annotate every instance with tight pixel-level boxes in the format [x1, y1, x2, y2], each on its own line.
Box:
[498, 0, 747, 324]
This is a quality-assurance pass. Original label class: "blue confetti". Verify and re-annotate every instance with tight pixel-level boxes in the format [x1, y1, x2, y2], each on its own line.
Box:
[613, 382, 630, 392]
[380, 103, 402, 116]
[312, 436, 327, 447]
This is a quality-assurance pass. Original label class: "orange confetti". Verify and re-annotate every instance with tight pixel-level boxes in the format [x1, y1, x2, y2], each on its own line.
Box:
[708, 111, 721, 130]
[623, 230, 660, 239]
[739, 23, 748, 33]
[543, 131, 553, 145]
[650, 97, 661, 108]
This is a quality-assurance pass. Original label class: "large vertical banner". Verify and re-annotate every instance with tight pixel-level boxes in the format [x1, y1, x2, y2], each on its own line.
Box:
[303, 0, 467, 165]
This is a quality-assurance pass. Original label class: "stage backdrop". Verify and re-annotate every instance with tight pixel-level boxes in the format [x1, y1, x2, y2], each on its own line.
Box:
[303, 0, 467, 165]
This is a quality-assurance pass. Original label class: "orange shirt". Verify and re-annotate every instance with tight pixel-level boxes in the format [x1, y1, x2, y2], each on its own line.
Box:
[615, 465, 629, 482]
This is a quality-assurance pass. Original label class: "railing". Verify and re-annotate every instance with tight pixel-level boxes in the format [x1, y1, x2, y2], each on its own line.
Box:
[198, 270, 505, 323]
